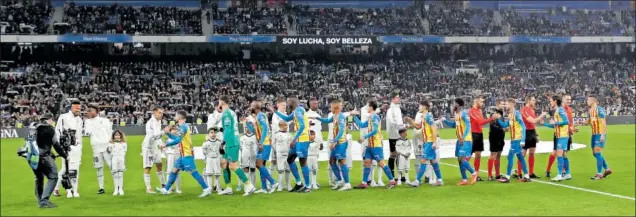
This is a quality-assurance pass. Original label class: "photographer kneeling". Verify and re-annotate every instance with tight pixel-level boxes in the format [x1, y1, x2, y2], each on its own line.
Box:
[21, 114, 67, 208]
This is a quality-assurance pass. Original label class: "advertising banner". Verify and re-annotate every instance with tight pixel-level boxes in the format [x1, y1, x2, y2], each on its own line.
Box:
[510, 36, 572, 43]
[208, 35, 276, 43]
[278, 36, 377, 45]
[57, 34, 133, 43]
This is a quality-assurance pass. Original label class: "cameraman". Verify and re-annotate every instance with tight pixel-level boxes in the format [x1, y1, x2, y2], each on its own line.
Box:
[34, 114, 67, 208]
[53, 101, 84, 198]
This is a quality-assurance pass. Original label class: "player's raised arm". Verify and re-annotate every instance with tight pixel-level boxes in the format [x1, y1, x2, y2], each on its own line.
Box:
[166, 124, 188, 146]
[363, 115, 380, 140]
[461, 111, 471, 141]
[516, 111, 527, 141]
[314, 116, 334, 123]
[556, 107, 569, 126]
[274, 110, 294, 122]
[442, 117, 456, 128]
[353, 116, 368, 128]
[246, 120, 256, 135]
[257, 113, 269, 145]
[333, 114, 346, 143]
[291, 108, 305, 142]
[497, 117, 510, 128]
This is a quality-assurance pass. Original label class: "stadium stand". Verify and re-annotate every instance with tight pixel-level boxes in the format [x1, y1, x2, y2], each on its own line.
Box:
[0, 0, 635, 128]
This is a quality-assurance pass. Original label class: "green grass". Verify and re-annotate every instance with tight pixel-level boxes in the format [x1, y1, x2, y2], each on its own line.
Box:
[2, 125, 635, 216]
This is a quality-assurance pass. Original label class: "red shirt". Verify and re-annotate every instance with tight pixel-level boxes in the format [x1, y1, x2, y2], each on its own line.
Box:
[469, 107, 492, 133]
[564, 105, 574, 132]
[521, 106, 536, 130]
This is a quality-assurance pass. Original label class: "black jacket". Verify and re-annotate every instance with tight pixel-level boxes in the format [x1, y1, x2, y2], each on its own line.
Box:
[36, 124, 67, 158]
[489, 109, 505, 139]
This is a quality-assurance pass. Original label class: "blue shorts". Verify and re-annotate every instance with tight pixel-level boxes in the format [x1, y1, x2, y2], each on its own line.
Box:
[292, 141, 310, 158]
[509, 140, 522, 155]
[455, 141, 472, 158]
[591, 134, 606, 148]
[256, 145, 272, 160]
[364, 147, 384, 161]
[175, 156, 197, 172]
[555, 137, 569, 150]
[329, 142, 348, 160]
[422, 142, 436, 161]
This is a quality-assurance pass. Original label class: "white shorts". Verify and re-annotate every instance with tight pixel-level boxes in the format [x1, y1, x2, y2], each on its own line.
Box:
[308, 156, 318, 172]
[241, 150, 256, 168]
[111, 155, 126, 172]
[165, 153, 179, 171]
[92, 150, 112, 169]
[205, 158, 222, 176]
[398, 155, 410, 171]
[276, 152, 289, 172]
[143, 148, 162, 168]
[68, 145, 83, 170]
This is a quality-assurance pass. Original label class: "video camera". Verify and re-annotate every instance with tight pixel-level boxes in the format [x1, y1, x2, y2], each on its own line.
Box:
[59, 129, 77, 190]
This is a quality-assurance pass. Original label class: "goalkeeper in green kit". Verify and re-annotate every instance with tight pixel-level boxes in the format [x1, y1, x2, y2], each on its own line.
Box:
[217, 96, 256, 196]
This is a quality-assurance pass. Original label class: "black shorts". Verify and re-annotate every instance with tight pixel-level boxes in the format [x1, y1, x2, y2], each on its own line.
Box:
[489, 137, 505, 152]
[553, 135, 572, 151]
[523, 129, 538, 150]
[389, 139, 398, 153]
[472, 133, 484, 152]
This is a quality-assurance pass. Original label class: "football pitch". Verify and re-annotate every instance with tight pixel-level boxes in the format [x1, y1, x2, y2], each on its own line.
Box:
[1, 125, 634, 216]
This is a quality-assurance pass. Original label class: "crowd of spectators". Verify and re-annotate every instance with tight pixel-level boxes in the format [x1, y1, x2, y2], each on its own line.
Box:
[2, 1, 634, 36]
[56, 2, 202, 34]
[1, 43, 634, 127]
[211, 5, 287, 35]
[292, 6, 423, 35]
[0, 0, 53, 34]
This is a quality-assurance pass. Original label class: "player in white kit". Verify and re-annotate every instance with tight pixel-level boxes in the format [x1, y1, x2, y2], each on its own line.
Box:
[273, 122, 292, 191]
[396, 129, 412, 185]
[141, 108, 166, 193]
[163, 125, 182, 194]
[84, 105, 113, 194]
[239, 124, 257, 191]
[108, 130, 127, 196]
[345, 133, 353, 170]
[202, 128, 223, 192]
[307, 131, 321, 190]
[270, 98, 290, 188]
[306, 99, 324, 189]
[53, 101, 84, 198]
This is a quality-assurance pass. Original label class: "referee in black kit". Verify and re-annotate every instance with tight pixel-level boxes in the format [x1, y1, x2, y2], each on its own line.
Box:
[488, 99, 506, 181]
[32, 114, 67, 208]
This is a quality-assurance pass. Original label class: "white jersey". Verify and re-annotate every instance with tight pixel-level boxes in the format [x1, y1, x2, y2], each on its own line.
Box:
[84, 116, 113, 153]
[271, 110, 290, 134]
[108, 142, 127, 172]
[273, 131, 292, 154]
[308, 141, 321, 157]
[207, 111, 221, 131]
[240, 135, 257, 168]
[55, 111, 84, 146]
[386, 103, 404, 139]
[142, 116, 163, 151]
[396, 138, 412, 156]
[202, 139, 222, 159]
[307, 109, 323, 142]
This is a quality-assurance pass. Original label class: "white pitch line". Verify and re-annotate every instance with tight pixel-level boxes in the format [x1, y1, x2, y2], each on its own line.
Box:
[438, 162, 636, 201]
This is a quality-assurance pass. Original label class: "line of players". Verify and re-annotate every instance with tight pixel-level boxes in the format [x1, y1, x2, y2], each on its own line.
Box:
[50, 92, 612, 198]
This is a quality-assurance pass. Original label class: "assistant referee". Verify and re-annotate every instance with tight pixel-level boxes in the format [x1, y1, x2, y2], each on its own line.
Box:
[468, 97, 496, 182]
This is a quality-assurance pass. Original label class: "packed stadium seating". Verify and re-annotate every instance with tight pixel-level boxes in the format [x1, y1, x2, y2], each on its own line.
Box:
[1, 42, 634, 128]
[1, 0, 635, 128]
[0, 1, 53, 34]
